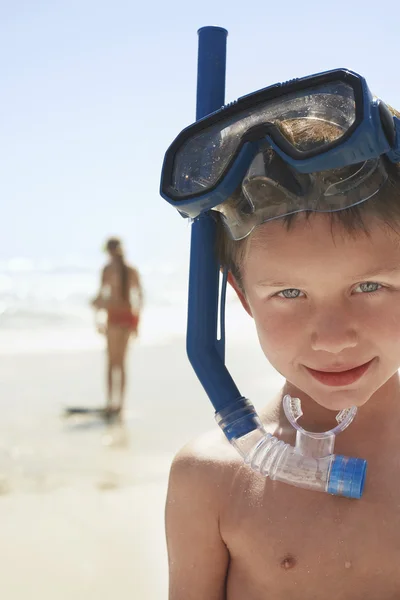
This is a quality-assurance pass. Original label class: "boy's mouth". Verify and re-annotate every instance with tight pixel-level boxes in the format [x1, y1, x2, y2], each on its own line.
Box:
[304, 359, 375, 387]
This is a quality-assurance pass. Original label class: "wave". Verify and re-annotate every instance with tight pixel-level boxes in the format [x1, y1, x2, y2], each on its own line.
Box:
[0, 256, 241, 348]
[0, 258, 188, 331]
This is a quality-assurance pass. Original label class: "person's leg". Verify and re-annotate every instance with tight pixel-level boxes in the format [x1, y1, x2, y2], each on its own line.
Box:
[115, 329, 131, 414]
[106, 327, 121, 410]
[120, 364, 126, 408]
[107, 362, 113, 409]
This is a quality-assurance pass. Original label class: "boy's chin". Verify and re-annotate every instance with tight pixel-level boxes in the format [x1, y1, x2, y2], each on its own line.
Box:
[283, 376, 374, 411]
[310, 386, 373, 411]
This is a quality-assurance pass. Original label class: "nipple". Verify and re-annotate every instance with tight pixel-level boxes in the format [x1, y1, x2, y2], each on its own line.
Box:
[280, 554, 297, 570]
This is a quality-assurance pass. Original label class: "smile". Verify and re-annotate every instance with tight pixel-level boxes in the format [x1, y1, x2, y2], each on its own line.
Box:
[305, 359, 375, 387]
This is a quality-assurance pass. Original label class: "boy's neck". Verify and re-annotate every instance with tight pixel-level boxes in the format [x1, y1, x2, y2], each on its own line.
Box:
[267, 371, 400, 445]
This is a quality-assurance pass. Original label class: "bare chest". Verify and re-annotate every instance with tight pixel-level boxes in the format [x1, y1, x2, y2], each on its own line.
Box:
[221, 467, 400, 599]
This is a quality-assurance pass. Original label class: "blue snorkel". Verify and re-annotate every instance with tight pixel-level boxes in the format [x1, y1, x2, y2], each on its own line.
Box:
[180, 27, 367, 499]
[188, 27, 241, 411]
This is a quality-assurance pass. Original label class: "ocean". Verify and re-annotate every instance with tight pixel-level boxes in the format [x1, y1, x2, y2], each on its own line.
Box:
[0, 255, 251, 354]
[0, 256, 187, 352]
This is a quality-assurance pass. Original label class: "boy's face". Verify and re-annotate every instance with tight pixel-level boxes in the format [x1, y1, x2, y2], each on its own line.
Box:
[236, 214, 400, 410]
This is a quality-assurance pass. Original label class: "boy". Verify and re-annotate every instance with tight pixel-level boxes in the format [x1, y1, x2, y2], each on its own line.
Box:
[162, 70, 400, 598]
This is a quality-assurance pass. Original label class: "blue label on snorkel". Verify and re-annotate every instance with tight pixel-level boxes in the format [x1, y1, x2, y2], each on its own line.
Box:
[328, 455, 367, 499]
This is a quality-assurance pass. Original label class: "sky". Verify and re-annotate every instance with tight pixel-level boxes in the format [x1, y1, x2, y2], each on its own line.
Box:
[1, 0, 399, 267]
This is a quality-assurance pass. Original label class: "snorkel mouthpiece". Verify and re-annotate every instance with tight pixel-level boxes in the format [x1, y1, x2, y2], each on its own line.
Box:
[216, 396, 367, 499]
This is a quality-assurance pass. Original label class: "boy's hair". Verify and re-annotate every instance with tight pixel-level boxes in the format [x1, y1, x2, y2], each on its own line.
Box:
[216, 105, 400, 288]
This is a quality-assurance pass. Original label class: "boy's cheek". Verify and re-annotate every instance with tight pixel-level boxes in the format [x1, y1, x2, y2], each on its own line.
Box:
[363, 307, 400, 350]
[378, 311, 400, 335]
[253, 314, 299, 363]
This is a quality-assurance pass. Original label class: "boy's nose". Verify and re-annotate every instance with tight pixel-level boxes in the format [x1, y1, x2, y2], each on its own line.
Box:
[310, 312, 358, 353]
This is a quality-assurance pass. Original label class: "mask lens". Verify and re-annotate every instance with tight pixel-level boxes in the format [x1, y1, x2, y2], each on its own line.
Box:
[170, 81, 356, 199]
[213, 152, 388, 240]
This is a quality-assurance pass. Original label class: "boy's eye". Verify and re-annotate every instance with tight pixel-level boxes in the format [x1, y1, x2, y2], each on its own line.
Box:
[354, 282, 382, 294]
[277, 288, 304, 299]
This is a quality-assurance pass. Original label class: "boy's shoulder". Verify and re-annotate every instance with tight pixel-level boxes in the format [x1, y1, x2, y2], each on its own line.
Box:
[174, 427, 240, 468]
[170, 402, 281, 488]
[168, 428, 242, 501]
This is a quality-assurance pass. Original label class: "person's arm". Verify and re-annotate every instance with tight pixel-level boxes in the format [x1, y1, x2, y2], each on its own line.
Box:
[130, 267, 144, 312]
[91, 267, 108, 309]
[165, 446, 230, 600]
[90, 267, 109, 333]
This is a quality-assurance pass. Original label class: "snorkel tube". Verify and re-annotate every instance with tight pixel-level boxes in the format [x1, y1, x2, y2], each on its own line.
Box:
[186, 27, 367, 499]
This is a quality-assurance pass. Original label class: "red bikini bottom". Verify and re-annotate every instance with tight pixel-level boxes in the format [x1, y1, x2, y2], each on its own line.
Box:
[107, 309, 139, 331]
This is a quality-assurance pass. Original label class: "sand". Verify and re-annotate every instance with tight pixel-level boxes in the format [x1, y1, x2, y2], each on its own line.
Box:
[0, 330, 284, 599]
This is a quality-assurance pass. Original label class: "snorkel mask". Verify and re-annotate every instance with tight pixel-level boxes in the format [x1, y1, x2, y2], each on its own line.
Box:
[160, 27, 400, 499]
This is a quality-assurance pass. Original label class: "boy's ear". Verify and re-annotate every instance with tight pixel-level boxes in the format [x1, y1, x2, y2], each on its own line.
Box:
[227, 271, 253, 317]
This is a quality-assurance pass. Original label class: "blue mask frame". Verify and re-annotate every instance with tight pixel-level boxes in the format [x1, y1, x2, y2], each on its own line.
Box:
[161, 69, 400, 220]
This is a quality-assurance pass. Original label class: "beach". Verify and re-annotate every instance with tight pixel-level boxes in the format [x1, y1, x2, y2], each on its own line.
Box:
[0, 308, 284, 599]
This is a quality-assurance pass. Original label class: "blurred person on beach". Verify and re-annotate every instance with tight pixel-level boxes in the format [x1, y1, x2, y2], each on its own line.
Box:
[91, 237, 143, 416]
[161, 66, 400, 599]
